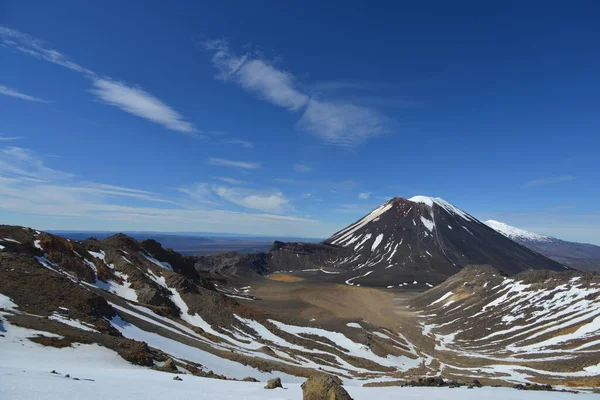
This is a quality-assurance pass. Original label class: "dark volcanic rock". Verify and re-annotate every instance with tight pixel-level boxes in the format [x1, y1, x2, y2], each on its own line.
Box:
[194, 251, 270, 277]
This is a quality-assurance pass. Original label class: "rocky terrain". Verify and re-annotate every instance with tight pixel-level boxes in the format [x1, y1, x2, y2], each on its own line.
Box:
[410, 265, 600, 387]
[486, 220, 600, 272]
[2, 221, 599, 391]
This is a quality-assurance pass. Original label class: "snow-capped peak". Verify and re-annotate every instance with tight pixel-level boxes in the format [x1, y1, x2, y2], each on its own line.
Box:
[408, 195, 435, 207]
[408, 196, 474, 222]
[485, 220, 551, 242]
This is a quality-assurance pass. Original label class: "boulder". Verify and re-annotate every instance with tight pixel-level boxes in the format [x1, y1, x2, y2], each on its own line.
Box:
[173, 376, 183, 381]
[264, 377, 282, 389]
[163, 358, 177, 371]
[301, 374, 352, 400]
[243, 377, 260, 382]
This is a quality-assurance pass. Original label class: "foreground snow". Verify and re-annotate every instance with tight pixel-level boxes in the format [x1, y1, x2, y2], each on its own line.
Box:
[2, 365, 594, 400]
[1, 304, 592, 399]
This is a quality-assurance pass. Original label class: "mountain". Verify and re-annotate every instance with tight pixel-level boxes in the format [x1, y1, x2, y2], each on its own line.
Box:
[486, 220, 600, 272]
[2, 224, 600, 391]
[264, 196, 566, 287]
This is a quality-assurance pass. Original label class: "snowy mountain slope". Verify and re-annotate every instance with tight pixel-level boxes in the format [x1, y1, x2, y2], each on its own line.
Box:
[485, 220, 552, 242]
[410, 266, 600, 386]
[3, 322, 594, 400]
[0, 226, 425, 383]
[486, 220, 600, 272]
[286, 196, 566, 287]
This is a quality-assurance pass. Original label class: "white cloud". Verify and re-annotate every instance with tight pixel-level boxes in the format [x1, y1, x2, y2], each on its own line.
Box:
[76, 182, 174, 204]
[524, 175, 576, 187]
[0, 136, 24, 141]
[0, 85, 52, 103]
[89, 78, 196, 134]
[179, 182, 290, 214]
[212, 176, 247, 185]
[1, 26, 196, 134]
[224, 139, 254, 148]
[208, 157, 260, 169]
[297, 99, 387, 147]
[0, 146, 322, 236]
[177, 183, 221, 205]
[358, 192, 371, 200]
[0, 146, 72, 181]
[0, 26, 96, 76]
[293, 163, 313, 173]
[215, 186, 290, 214]
[235, 59, 309, 111]
[204, 40, 390, 147]
[205, 40, 308, 111]
[301, 193, 312, 198]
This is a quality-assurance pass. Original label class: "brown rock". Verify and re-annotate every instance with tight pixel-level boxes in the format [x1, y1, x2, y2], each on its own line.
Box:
[301, 374, 352, 400]
[243, 377, 260, 382]
[264, 377, 282, 389]
[163, 358, 177, 371]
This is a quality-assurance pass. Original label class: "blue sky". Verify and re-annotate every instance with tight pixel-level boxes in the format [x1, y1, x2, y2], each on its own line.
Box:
[1, 1, 599, 243]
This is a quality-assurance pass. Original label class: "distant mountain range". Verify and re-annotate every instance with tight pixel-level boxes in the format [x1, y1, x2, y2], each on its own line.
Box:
[486, 220, 600, 272]
[48, 231, 322, 255]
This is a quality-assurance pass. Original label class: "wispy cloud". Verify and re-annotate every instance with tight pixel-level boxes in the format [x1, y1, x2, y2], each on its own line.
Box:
[0, 146, 72, 181]
[0, 136, 24, 141]
[223, 138, 254, 148]
[524, 175, 576, 187]
[215, 186, 290, 214]
[293, 163, 313, 173]
[358, 192, 371, 200]
[205, 39, 308, 111]
[212, 176, 247, 185]
[1, 26, 196, 134]
[208, 157, 260, 169]
[203, 40, 389, 148]
[179, 182, 290, 214]
[0, 146, 319, 235]
[89, 78, 196, 134]
[297, 100, 387, 147]
[0, 84, 52, 103]
[0, 26, 95, 76]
